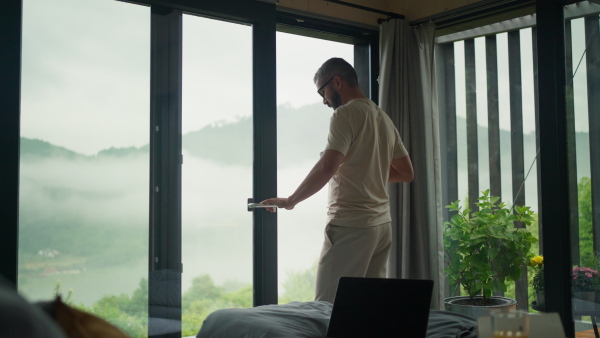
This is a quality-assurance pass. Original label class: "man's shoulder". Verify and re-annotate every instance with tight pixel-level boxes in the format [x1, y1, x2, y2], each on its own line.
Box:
[335, 98, 377, 114]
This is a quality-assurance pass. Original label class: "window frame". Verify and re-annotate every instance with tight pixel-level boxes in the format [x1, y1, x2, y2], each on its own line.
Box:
[434, 1, 599, 335]
[0, 0, 22, 288]
[145, 4, 280, 331]
[1, 1, 379, 337]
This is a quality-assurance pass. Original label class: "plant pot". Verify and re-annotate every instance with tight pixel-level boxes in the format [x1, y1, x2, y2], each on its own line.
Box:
[444, 296, 517, 319]
[573, 291, 595, 312]
[536, 290, 545, 307]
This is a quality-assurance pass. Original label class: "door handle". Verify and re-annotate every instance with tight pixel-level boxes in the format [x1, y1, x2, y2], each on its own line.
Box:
[247, 198, 277, 211]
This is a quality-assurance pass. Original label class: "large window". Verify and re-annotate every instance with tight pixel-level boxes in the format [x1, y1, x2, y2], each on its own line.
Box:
[9, 1, 378, 337]
[568, 9, 597, 267]
[438, 0, 600, 333]
[439, 25, 539, 311]
[275, 32, 354, 303]
[565, 3, 600, 331]
[447, 29, 538, 214]
[19, 0, 150, 336]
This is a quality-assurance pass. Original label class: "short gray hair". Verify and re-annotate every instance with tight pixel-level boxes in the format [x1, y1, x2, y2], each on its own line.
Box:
[313, 58, 359, 87]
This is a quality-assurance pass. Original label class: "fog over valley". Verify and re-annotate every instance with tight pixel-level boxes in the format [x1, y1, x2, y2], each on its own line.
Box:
[17, 102, 590, 305]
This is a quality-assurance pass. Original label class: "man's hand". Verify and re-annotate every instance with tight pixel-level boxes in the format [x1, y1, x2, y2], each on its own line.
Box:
[261, 197, 295, 212]
[260, 150, 344, 213]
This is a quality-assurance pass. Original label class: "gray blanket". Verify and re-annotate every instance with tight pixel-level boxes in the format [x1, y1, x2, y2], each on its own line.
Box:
[197, 301, 477, 338]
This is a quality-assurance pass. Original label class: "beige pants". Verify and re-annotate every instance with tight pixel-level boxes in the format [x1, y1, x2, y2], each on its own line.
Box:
[314, 222, 392, 303]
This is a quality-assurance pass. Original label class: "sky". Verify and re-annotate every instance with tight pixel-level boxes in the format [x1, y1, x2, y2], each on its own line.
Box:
[20, 0, 354, 156]
[449, 17, 593, 207]
[20, 0, 593, 156]
[21, 0, 151, 156]
[452, 21, 591, 135]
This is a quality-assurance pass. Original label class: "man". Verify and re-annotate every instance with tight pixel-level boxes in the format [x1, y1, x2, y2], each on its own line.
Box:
[262, 58, 413, 303]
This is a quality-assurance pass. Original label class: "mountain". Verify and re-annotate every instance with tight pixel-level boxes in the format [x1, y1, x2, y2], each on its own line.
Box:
[21, 138, 85, 160]
[97, 145, 149, 158]
[181, 103, 331, 167]
[20, 138, 149, 159]
[453, 116, 591, 179]
[19, 103, 333, 167]
[182, 116, 252, 166]
[18, 104, 591, 177]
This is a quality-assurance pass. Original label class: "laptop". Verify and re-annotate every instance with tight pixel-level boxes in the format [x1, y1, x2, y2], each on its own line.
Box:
[326, 277, 434, 338]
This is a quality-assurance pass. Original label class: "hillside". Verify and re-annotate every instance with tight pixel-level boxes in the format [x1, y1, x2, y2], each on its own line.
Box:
[16, 103, 592, 306]
[182, 103, 331, 167]
[20, 106, 591, 177]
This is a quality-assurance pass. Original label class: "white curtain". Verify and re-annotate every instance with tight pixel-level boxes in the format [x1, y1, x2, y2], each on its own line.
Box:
[379, 19, 444, 309]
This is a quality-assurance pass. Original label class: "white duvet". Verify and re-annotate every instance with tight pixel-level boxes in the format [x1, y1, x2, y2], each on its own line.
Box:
[196, 301, 478, 338]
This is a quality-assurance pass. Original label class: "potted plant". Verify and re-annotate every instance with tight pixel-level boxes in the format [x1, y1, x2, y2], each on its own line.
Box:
[443, 189, 537, 318]
[572, 266, 600, 311]
[530, 255, 544, 307]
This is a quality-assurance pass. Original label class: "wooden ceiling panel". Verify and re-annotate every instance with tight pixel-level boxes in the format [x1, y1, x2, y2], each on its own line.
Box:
[277, 0, 485, 24]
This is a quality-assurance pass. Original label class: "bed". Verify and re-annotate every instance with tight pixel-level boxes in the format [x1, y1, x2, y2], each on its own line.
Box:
[196, 301, 478, 338]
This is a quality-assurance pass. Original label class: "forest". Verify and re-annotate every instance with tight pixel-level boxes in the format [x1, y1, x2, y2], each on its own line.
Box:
[53, 265, 317, 337]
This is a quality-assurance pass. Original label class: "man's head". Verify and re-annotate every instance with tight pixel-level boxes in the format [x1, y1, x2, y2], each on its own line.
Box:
[314, 58, 362, 110]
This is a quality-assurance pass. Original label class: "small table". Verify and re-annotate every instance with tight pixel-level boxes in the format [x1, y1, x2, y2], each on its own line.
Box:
[532, 301, 600, 338]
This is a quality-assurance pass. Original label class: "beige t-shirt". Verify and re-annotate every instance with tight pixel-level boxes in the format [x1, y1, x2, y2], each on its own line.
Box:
[324, 98, 408, 227]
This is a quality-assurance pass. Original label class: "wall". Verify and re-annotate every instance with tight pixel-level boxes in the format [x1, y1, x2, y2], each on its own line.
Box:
[277, 0, 482, 26]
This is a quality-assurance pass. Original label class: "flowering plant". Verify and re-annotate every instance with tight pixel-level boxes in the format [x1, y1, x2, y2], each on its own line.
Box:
[530, 256, 544, 292]
[572, 266, 600, 292]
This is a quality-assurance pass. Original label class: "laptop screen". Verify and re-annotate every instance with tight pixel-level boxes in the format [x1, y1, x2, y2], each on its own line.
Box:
[326, 277, 434, 338]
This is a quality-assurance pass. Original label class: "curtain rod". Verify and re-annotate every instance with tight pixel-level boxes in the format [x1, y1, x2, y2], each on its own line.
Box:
[324, 0, 404, 22]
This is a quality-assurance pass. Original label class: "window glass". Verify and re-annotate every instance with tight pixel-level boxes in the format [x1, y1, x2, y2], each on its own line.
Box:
[19, 0, 150, 336]
[444, 26, 540, 307]
[181, 15, 253, 336]
[496, 32, 514, 203]
[570, 15, 593, 267]
[475, 36, 490, 193]
[453, 40, 469, 206]
[441, 3, 600, 333]
[520, 28, 538, 211]
[276, 32, 353, 303]
[559, 2, 600, 331]
[568, 8, 597, 330]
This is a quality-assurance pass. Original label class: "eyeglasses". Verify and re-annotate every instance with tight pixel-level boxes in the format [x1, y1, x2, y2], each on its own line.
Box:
[317, 76, 335, 98]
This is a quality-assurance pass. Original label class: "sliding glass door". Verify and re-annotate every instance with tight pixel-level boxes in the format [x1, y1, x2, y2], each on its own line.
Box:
[148, 3, 277, 336]
[18, 1, 275, 337]
[275, 32, 354, 303]
[180, 15, 253, 335]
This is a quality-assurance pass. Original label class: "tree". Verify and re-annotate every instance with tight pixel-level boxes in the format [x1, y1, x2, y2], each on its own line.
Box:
[182, 275, 224, 306]
[579, 177, 593, 264]
[280, 262, 317, 304]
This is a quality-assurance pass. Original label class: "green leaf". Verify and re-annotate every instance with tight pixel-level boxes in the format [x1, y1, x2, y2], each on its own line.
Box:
[443, 190, 537, 300]
[509, 267, 522, 281]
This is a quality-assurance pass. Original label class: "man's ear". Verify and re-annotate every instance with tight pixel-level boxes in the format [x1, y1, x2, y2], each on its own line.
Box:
[333, 76, 343, 89]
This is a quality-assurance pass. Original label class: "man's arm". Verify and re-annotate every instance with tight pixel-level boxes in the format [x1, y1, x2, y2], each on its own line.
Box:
[389, 155, 414, 183]
[262, 149, 345, 211]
